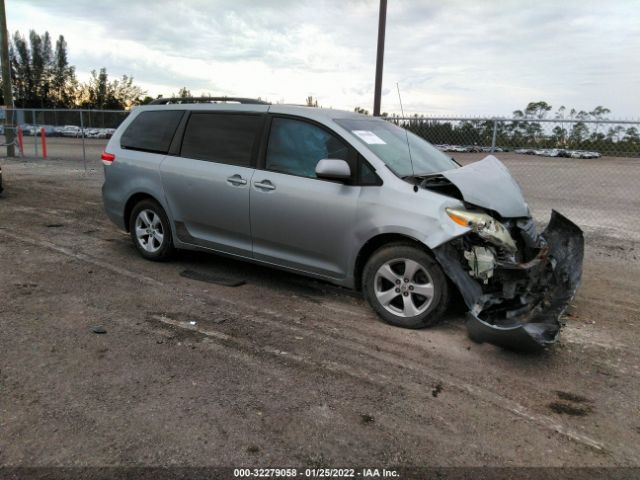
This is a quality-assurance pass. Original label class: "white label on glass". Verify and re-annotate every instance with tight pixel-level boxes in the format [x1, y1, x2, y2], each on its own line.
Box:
[352, 130, 386, 144]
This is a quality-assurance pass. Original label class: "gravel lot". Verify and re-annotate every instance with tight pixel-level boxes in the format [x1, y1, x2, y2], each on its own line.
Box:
[1, 152, 639, 473]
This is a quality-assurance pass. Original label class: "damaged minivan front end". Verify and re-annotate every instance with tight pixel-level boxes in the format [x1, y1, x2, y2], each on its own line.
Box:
[424, 156, 584, 351]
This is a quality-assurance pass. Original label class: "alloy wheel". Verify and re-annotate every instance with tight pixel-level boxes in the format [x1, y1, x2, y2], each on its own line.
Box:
[373, 258, 434, 317]
[134, 209, 164, 253]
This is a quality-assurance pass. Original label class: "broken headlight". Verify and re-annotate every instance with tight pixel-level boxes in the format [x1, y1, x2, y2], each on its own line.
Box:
[445, 208, 517, 253]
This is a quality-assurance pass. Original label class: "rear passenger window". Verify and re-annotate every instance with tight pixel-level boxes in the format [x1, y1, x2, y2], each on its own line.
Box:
[181, 113, 263, 166]
[121, 110, 183, 154]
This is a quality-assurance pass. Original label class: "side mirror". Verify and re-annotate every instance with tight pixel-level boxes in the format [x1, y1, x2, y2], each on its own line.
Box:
[315, 159, 351, 180]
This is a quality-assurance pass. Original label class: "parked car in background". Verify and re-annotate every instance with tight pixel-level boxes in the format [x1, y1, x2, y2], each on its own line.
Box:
[101, 98, 584, 352]
[514, 147, 601, 159]
[465, 145, 484, 153]
[59, 125, 83, 137]
[86, 128, 112, 139]
[448, 145, 468, 153]
[85, 129, 101, 138]
[19, 124, 34, 135]
[576, 150, 601, 159]
[35, 125, 59, 137]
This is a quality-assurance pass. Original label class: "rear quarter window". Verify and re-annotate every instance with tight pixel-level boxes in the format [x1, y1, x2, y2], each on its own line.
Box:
[180, 113, 263, 167]
[120, 110, 184, 154]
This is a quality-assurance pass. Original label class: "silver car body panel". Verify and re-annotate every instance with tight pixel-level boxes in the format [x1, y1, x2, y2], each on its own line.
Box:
[160, 156, 255, 257]
[102, 148, 168, 231]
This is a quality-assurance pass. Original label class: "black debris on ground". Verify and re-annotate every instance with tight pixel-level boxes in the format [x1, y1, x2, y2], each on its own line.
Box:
[360, 414, 375, 424]
[432, 383, 443, 398]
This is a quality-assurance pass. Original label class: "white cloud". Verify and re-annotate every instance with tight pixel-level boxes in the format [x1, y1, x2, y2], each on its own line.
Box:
[8, 0, 640, 116]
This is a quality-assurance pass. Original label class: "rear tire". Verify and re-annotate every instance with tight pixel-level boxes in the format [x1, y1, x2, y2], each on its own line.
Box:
[363, 243, 449, 329]
[129, 199, 174, 261]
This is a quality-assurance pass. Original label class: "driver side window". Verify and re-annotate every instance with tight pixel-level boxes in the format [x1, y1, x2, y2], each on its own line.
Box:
[266, 117, 351, 179]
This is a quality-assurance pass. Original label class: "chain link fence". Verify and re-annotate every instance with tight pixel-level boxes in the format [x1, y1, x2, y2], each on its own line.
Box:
[388, 116, 640, 157]
[388, 116, 640, 239]
[1, 108, 639, 239]
[1, 108, 130, 169]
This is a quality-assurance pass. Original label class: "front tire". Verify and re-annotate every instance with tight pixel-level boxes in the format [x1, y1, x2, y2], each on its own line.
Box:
[363, 243, 449, 329]
[129, 199, 174, 261]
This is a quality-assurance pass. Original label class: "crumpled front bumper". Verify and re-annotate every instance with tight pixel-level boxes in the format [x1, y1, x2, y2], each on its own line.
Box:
[434, 210, 584, 352]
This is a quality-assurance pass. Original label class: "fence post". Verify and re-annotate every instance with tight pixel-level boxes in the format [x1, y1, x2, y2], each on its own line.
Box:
[40, 127, 47, 159]
[17, 126, 24, 155]
[80, 110, 87, 172]
[490, 119, 498, 153]
[31, 110, 38, 157]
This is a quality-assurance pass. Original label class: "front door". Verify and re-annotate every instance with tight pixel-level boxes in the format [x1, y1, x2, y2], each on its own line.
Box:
[250, 116, 360, 279]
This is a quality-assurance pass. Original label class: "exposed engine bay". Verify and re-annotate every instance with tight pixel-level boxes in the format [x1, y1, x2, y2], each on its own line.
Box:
[413, 156, 585, 352]
[434, 209, 584, 352]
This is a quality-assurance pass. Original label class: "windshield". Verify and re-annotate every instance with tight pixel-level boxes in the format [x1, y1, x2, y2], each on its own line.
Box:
[335, 118, 458, 177]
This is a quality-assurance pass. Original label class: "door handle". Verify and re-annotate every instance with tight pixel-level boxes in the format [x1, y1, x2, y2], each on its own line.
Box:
[254, 180, 276, 191]
[227, 174, 247, 186]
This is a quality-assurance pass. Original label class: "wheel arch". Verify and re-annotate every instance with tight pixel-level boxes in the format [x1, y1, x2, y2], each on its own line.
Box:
[353, 233, 435, 291]
[123, 192, 164, 232]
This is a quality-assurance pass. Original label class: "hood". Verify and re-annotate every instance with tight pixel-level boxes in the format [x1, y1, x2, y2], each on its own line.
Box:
[440, 155, 529, 218]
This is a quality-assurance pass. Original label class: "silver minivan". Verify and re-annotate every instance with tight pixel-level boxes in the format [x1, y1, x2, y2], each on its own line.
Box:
[102, 97, 583, 351]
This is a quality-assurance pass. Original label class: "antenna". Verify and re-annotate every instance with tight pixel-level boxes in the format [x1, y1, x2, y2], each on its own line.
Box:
[396, 83, 415, 176]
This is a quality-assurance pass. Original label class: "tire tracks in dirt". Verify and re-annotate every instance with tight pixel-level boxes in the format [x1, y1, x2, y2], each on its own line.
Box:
[0, 225, 612, 457]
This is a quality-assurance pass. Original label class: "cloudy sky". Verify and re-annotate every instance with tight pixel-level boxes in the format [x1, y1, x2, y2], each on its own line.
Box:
[9, 0, 640, 116]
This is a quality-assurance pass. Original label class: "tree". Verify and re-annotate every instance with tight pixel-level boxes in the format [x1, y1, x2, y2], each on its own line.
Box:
[8, 29, 144, 109]
[139, 95, 160, 105]
[305, 96, 318, 107]
[79, 68, 146, 109]
[606, 125, 625, 142]
[10, 31, 33, 107]
[9, 30, 57, 107]
[589, 106, 610, 120]
[524, 101, 552, 119]
[50, 35, 77, 107]
[79, 68, 109, 108]
[354, 106, 369, 115]
[511, 101, 552, 145]
[589, 106, 611, 137]
[112, 74, 146, 109]
[174, 87, 192, 98]
[624, 126, 639, 143]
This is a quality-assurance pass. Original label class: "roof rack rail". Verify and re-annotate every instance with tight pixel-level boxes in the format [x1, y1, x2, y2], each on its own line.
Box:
[148, 96, 270, 105]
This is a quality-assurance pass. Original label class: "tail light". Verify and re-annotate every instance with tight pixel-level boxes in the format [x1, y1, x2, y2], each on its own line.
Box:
[101, 151, 116, 165]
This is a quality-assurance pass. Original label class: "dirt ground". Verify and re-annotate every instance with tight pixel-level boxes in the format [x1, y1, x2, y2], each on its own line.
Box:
[1, 156, 639, 472]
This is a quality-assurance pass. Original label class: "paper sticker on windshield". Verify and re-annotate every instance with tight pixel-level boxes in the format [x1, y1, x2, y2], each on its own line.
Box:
[352, 130, 386, 145]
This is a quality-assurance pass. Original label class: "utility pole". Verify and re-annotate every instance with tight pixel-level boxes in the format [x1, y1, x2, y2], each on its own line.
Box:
[0, 0, 15, 156]
[373, 0, 387, 116]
